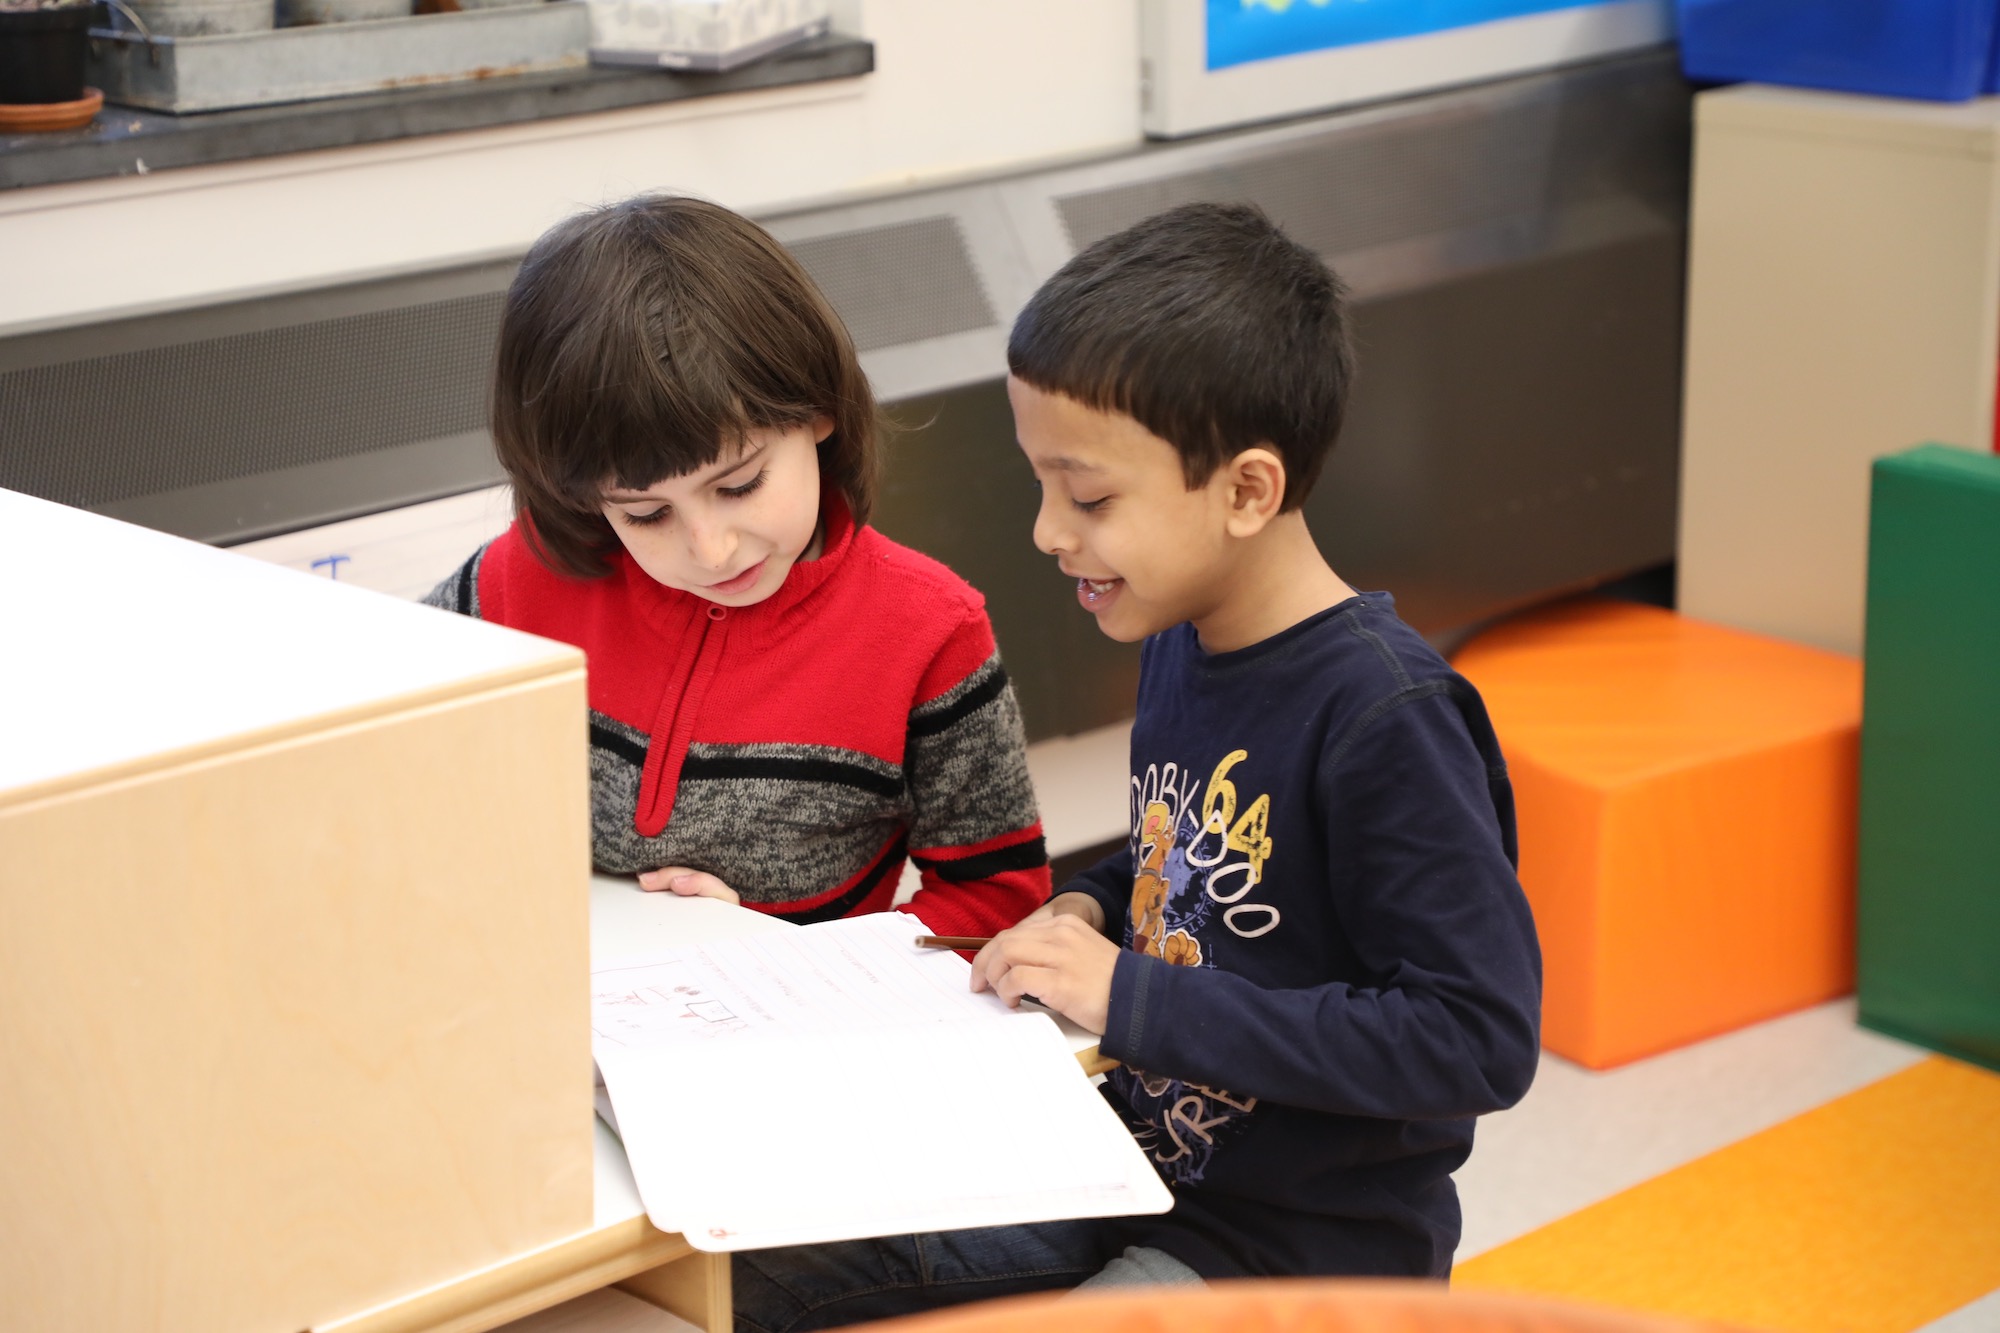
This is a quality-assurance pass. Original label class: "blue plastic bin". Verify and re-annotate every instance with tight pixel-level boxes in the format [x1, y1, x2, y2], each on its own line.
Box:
[1678, 0, 2000, 102]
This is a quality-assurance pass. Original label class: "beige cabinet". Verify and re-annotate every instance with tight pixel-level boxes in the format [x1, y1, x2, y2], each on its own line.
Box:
[0, 490, 593, 1333]
[1679, 85, 2000, 655]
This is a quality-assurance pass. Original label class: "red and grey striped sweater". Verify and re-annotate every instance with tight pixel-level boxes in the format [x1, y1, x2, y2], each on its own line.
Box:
[425, 498, 1051, 936]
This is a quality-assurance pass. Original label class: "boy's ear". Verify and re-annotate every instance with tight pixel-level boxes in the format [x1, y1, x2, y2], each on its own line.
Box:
[1221, 447, 1288, 537]
[811, 414, 836, 445]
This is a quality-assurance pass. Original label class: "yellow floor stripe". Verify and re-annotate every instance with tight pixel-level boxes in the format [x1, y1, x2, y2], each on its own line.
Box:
[1456, 1056, 2000, 1333]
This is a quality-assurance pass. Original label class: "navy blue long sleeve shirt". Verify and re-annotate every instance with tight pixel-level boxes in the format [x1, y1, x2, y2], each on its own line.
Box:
[1070, 594, 1542, 1280]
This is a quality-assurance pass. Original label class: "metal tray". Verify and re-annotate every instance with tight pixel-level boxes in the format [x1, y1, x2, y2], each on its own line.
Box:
[87, 2, 589, 113]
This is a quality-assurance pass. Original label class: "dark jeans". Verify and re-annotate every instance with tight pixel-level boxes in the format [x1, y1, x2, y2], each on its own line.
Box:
[731, 1222, 1202, 1333]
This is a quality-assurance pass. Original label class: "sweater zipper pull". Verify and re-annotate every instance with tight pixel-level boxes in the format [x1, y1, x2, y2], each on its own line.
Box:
[636, 601, 729, 836]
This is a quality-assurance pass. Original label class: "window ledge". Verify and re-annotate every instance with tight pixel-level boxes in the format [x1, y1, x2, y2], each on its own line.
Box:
[0, 31, 873, 192]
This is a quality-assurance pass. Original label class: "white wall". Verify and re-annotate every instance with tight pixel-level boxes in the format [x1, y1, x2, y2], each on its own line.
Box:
[0, 0, 1141, 337]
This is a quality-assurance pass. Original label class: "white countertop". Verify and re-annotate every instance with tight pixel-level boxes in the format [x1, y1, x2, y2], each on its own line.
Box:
[1, 488, 579, 799]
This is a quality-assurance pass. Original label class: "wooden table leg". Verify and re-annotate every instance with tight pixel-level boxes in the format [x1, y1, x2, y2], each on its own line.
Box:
[618, 1250, 732, 1333]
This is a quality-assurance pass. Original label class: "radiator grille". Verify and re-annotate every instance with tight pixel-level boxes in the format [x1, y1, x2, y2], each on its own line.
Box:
[786, 216, 997, 354]
[0, 293, 502, 509]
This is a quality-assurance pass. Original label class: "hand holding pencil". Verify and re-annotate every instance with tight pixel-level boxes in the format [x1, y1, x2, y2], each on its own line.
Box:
[963, 897, 1121, 1037]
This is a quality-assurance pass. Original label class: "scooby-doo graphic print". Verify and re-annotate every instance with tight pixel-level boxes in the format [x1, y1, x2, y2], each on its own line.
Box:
[1110, 748, 1276, 1185]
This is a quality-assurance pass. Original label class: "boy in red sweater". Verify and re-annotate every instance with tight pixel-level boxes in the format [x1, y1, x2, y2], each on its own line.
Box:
[424, 195, 1050, 936]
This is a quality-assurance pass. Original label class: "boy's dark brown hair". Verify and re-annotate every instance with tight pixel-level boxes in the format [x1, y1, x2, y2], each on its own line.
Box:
[1007, 201, 1354, 509]
[491, 194, 879, 578]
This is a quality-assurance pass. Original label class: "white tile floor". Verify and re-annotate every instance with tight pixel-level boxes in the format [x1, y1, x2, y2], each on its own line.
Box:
[1457, 999, 1925, 1257]
[1923, 1288, 2000, 1333]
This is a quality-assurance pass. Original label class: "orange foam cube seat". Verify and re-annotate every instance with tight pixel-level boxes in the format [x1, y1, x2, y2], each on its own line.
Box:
[1453, 600, 1862, 1069]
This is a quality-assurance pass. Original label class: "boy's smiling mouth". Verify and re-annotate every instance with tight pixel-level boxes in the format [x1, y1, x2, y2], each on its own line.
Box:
[1076, 576, 1123, 612]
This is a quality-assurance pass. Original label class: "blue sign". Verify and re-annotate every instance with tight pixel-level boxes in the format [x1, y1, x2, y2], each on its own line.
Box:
[1207, 0, 1610, 70]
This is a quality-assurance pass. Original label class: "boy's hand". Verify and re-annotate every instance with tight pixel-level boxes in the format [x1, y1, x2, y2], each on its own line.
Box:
[637, 866, 740, 904]
[970, 912, 1120, 1035]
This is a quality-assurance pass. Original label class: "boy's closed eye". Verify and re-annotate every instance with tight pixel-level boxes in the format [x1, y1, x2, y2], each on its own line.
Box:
[1032, 476, 1113, 514]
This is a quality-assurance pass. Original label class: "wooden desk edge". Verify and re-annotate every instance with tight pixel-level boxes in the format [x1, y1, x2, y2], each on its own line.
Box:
[317, 1216, 708, 1333]
[1076, 1044, 1119, 1077]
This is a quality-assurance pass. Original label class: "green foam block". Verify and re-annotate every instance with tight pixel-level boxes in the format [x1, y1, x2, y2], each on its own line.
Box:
[1860, 443, 2000, 1071]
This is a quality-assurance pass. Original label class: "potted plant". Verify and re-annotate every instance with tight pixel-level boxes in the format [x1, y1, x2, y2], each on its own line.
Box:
[0, 0, 100, 130]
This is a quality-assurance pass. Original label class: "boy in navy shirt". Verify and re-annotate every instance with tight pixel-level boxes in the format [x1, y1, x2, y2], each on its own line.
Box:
[731, 202, 1541, 1332]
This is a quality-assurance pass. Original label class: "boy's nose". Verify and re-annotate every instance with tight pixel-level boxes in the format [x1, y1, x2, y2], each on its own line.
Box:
[1032, 499, 1071, 557]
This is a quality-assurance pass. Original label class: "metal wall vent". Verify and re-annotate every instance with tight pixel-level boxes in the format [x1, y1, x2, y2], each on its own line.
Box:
[1056, 72, 1655, 260]
[0, 292, 502, 510]
[786, 215, 997, 354]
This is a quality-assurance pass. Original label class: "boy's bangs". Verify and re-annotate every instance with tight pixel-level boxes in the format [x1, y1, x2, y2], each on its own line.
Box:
[1006, 201, 1353, 509]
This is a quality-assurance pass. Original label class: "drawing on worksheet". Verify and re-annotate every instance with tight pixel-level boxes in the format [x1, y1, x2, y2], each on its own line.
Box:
[589, 911, 1008, 1054]
[591, 970, 750, 1048]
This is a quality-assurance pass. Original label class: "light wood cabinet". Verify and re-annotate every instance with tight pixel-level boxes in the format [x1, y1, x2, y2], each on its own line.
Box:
[0, 489, 593, 1333]
[1679, 84, 2000, 656]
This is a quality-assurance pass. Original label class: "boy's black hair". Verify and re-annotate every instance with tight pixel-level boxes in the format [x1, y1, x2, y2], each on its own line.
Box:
[1007, 202, 1354, 509]
[491, 195, 879, 579]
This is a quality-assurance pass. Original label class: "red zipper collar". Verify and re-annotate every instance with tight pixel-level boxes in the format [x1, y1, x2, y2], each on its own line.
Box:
[621, 494, 858, 837]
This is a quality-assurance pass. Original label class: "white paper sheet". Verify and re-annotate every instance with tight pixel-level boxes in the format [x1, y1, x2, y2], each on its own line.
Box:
[590, 912, 1172, 1250]
[592, 912, 1009, 1051]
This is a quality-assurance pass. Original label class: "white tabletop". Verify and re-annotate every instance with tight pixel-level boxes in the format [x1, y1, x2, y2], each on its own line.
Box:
[0, 488, 577, 797]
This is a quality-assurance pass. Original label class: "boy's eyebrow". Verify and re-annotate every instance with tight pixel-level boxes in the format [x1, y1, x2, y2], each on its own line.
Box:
[1036, 455, 1105, 475]
[604, 444, 767, 500]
